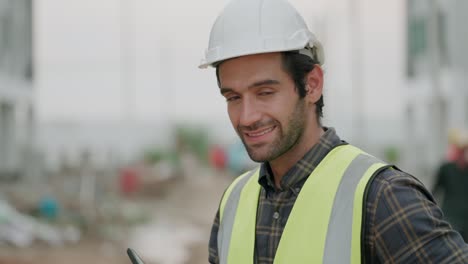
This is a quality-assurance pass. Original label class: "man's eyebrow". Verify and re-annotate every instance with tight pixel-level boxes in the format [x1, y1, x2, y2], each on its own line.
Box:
[220, 79, 280, 95]
[248, 79, 280, 89]
[220, 87, 233, 95]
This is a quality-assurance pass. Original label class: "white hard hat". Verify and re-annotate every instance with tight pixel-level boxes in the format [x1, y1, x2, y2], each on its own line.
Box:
[199, 0, 325, 69]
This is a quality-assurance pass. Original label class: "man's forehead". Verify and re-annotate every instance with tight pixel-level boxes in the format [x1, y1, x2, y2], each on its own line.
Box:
[218, 53, 284, 82]
[220, 52, 283, 68]
[217, 54, 293, 93]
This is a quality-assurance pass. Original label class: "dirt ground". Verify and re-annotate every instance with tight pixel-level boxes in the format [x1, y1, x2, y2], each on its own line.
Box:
[0, 167, 233, 264]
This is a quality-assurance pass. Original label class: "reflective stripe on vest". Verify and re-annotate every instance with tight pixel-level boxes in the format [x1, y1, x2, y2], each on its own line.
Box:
[218, 145, 388, 264]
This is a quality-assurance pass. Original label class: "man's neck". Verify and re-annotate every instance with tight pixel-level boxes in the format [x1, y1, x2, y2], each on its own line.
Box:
[269, 127, 325, 189]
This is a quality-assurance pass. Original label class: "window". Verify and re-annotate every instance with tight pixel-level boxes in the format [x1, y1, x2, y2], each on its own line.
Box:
[406, 0, 448, 78]
[0, 0, 33, 82]
[407, 0, 429, 77]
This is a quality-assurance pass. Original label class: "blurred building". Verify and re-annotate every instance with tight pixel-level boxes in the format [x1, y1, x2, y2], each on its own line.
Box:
[405, 0, 468, 180]
[317, 0, 467, 185]
[0, 0, 35, 180]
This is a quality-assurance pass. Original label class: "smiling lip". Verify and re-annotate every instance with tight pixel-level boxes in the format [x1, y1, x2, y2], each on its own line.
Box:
[243, 126, 276, 142]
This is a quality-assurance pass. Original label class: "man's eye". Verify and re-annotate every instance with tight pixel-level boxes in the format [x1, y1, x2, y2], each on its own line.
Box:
[259, 91, 274, 96]
[226, 96, 240, 102]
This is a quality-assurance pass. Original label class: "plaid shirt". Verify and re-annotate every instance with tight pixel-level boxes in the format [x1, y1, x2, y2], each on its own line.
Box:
[209, 128, 468, 263]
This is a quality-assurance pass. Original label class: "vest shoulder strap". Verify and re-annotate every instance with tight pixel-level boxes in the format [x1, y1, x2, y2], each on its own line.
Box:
[218, 168, 259, 264]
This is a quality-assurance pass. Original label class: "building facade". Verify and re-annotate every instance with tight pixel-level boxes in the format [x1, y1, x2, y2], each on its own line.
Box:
[405, 0, 468, 183]
[0, 0, 35, 180]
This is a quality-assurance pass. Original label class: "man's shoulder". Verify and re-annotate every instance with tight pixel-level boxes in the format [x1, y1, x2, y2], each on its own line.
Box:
[364, 165, 439, 224]
[365, 166, 436, 211]
[363, 167, 468, 262]
[368, 166, 426, 192]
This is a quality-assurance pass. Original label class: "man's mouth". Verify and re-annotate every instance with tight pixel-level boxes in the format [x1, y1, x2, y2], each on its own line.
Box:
[244, 126, 276, 138]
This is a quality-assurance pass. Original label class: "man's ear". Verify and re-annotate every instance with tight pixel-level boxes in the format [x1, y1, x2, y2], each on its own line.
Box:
[304, 65, 323, 104]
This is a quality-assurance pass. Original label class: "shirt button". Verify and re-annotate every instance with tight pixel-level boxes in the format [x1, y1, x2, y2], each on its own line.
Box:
[273, 211, 280, 220]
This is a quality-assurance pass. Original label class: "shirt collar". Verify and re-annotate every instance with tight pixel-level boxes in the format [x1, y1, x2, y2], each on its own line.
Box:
[258, 127, 346, 191]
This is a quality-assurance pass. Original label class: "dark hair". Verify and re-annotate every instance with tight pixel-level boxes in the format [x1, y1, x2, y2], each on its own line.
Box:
[215, 51, 324, 122]
[280, 51, 324, 122]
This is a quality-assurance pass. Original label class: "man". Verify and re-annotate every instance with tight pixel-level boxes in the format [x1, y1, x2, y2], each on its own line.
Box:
[433, 132, 468, 240]
[199, 0, 468, 263]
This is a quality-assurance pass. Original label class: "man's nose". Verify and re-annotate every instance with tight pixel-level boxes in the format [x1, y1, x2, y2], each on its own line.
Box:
[239, 99, 262, 128]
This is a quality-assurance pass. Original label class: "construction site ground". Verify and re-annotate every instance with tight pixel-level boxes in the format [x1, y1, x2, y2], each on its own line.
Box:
[0, 167, 233, 264]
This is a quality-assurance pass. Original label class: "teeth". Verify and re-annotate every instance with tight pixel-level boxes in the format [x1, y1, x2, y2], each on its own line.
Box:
[247, 127, 274, 137]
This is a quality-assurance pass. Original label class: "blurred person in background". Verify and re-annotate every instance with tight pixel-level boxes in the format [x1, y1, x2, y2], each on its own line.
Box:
[433, 129, 468, 241]
[445, 128, 464, 162]
[199, 0, 468, 263]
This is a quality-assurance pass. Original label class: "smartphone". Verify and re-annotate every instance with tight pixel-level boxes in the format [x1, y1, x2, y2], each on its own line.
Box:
[127, 248, 146, 264]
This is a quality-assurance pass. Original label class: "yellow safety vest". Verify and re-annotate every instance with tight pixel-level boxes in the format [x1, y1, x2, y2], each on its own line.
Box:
[217, 144, 388, 264]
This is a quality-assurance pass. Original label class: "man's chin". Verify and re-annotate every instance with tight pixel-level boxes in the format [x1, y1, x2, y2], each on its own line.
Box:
[247, 155, 267, 163]
[246, 147, 270, 163]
